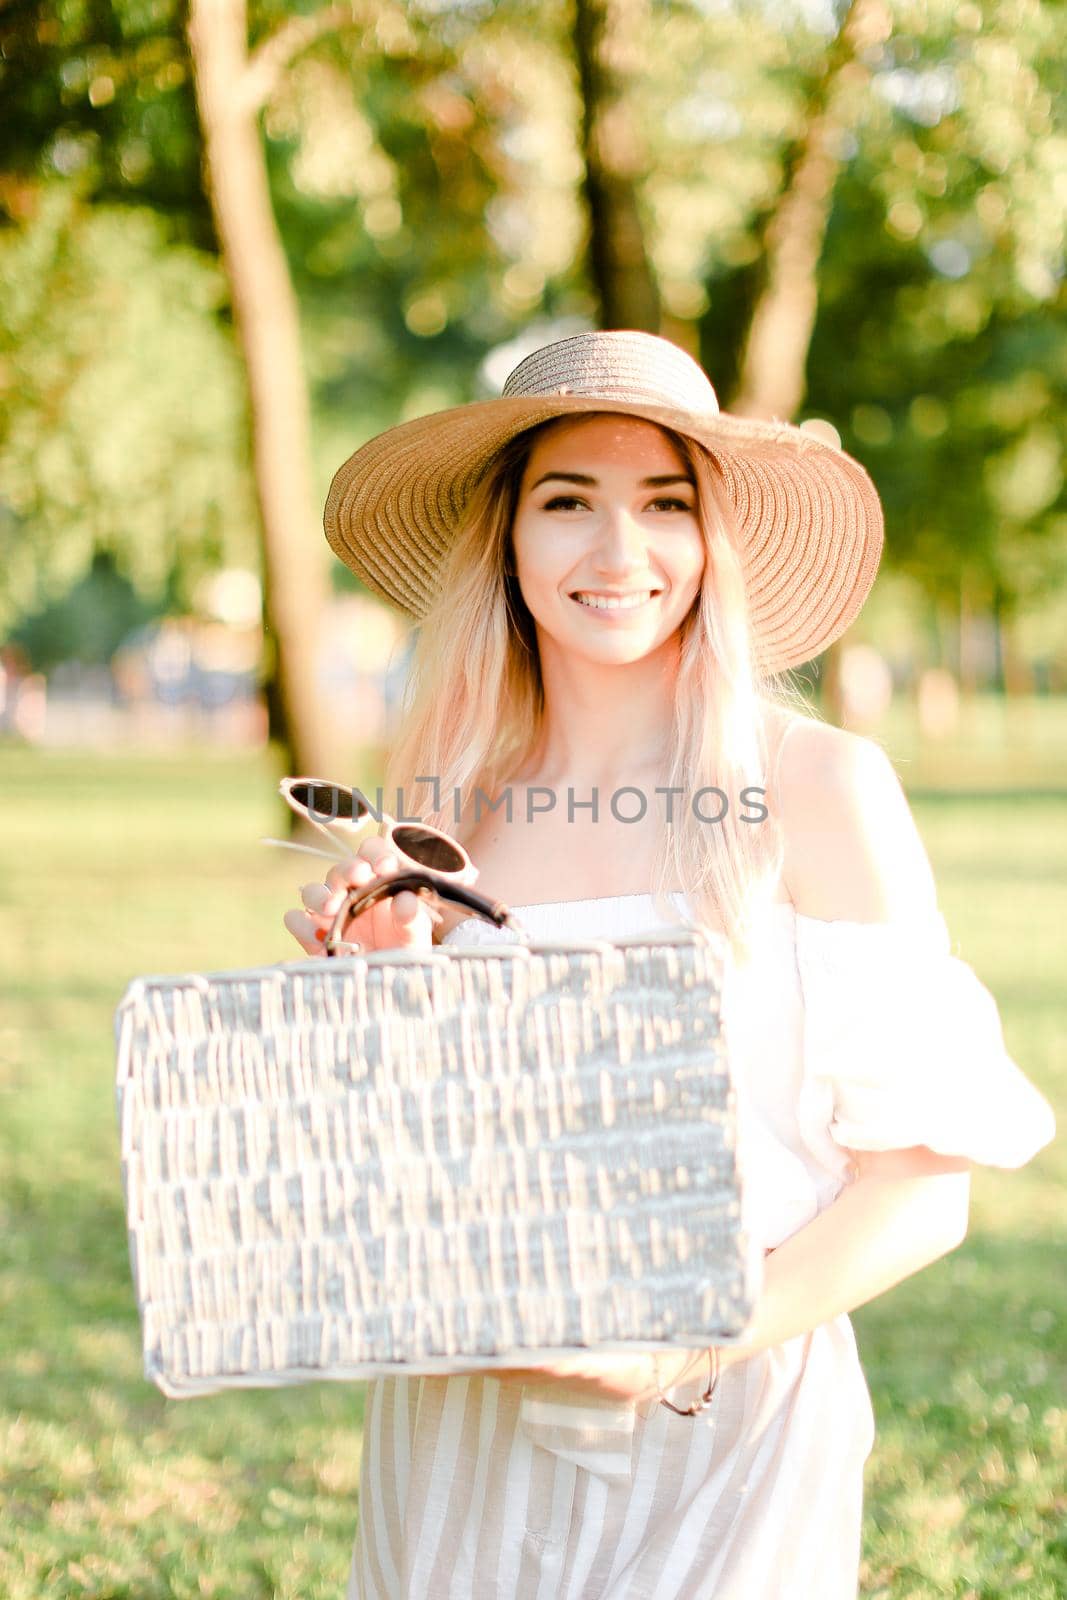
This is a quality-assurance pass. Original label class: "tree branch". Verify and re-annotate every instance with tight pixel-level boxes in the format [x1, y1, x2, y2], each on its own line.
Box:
[729, 0, 892, 420]
[572, 0, 660, 331]
[237, 1, 365, 115]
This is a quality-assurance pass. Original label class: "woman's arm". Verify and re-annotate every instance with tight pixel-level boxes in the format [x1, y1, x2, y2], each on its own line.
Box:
[471, 730, 977, 1401]
[727, 1162, 970, 1360]
[464, 1162, 970, 1403]
[723, 726, 973, 1361]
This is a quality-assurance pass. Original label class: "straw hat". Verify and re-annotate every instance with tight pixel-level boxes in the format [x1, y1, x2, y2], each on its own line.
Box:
[324, 329, 884, 675]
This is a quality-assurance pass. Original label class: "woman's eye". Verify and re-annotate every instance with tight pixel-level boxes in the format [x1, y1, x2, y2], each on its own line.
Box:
[541, 495, 693, 512]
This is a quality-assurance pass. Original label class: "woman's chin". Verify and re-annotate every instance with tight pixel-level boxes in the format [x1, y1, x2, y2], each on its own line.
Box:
[544, 626, 677, 667]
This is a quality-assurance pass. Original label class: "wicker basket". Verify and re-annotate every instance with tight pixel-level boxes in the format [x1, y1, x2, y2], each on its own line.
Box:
[115, 893, 761, 1398]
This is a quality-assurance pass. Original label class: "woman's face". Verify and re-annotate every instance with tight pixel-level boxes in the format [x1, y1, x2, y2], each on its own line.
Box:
[510, 414, 706, 665]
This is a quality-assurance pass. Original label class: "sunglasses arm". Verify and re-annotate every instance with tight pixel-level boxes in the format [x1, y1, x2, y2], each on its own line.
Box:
[260, 836, 345, 862]
[324, 871, 516, 956]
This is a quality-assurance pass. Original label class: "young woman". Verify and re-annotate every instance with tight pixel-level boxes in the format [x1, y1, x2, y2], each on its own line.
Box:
[285, 331, 1055, 1599]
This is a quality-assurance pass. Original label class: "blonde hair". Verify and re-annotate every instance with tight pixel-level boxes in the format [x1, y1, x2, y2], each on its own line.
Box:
[383, 414, 822, 963]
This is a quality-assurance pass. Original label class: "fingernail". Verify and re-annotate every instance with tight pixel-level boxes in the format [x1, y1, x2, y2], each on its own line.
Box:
[315, 927, 327, 942]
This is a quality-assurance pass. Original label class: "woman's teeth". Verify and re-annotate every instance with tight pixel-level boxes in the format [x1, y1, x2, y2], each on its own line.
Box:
[571, 591, 658, 611]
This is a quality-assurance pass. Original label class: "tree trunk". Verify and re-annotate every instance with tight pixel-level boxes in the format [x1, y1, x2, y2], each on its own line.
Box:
[187, 0, 334, 777]
[995, 586, 1033, 696]
[723, 0, 890, 706]
[573, 0, 660, 332]
[818, 636, 846, 724]
[958, 574, 979, 698]
[729, 0, 889, 420]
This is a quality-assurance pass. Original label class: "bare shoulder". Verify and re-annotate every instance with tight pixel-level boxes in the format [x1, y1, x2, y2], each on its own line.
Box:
[772, 714, 939, 924]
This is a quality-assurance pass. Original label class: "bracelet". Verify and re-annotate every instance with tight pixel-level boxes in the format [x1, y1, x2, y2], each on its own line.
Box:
[656, 1346, 720, 1417]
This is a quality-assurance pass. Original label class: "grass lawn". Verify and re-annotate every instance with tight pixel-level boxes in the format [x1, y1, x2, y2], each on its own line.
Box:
[0, 728, 1063, 1598]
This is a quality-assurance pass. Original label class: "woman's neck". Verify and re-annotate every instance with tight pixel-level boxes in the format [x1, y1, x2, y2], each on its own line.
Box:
[518, 639, 680, 789]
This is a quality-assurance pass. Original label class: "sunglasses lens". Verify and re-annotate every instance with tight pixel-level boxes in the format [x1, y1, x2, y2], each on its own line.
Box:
[391, 825, 466, 875]
[290, 783, 369, 824]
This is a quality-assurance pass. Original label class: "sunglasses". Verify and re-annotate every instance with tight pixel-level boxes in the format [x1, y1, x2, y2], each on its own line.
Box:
[320, 868, 520, 956]
[267, 776, 478, 887]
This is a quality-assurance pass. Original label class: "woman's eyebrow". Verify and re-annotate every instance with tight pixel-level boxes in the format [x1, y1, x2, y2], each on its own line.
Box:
[529, 471, 695, 489]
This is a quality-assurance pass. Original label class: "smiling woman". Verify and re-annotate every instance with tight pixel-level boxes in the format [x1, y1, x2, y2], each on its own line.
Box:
[287, 329, 1057, 1600]
[511, 418, 705, 652]
[349, 383, 791, 947]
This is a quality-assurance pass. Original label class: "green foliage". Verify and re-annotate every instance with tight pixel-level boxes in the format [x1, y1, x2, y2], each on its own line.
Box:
[9, 549, 160, 672]
[804, 0, 1067, 614]
[0, 183, 258, 633]
[264, 0, 591, 459]
[0, 0, 208, 238]
[0, 0, 1064, 645]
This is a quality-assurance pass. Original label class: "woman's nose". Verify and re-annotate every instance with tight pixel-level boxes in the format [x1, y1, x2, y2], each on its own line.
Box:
[591, 507, 648, 573]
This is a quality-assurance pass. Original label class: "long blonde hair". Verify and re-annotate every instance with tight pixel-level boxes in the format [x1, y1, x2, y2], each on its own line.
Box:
[383, 414, 820, 963]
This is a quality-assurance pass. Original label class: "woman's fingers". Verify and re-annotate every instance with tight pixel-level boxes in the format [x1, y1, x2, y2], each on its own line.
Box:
[381, 888, 437, 947]
[323, 853, 376, 902]
[288, 810, 467, 954]
[358, 869, 421, 949]
[300, 881, 331, 913]
[503, 1352, 660, 1403]
[323, 839, 397, 907]
[301, 840, 438, 953]
[326, 849, 397, 920]
[392, 889, 423, 925]
[284, 907, 326, 957]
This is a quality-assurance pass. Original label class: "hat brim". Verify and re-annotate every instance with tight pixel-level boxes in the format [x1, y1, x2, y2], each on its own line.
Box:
[324, 393, 884, 676]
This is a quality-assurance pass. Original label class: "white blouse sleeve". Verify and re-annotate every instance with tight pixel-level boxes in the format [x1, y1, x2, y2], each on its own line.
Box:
[793, 908, 1056, 1171]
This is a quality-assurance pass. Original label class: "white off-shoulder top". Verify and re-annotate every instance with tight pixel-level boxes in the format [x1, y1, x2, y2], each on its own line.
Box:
[440, 892, 1056, 1252]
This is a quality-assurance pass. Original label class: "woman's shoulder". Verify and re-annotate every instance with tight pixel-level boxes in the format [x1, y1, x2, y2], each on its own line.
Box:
[770, 712, 939, 925]
[767, 709, 884, 789]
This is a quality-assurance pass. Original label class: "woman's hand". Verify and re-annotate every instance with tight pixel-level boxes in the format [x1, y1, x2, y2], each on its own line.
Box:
[283, 835, 443, 956]
[486, 1344, 744, 1406]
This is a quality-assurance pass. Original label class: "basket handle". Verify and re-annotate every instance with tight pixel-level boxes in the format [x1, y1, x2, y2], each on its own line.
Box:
[324, 870, 516, 957]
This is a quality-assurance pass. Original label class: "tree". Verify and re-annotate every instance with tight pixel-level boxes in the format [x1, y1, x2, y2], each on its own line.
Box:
[572, 0, 660, 331]
[0, 187, 258, 635]
[729, 0, 891, 423]
[187, 0, 339, 775]
[722, 0, 894, 712]
[803, 0, 1067, 689]
[3, 0, 1063, 706]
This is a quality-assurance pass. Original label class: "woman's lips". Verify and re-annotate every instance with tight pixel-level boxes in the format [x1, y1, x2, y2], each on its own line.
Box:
[569, 590, 662, 616]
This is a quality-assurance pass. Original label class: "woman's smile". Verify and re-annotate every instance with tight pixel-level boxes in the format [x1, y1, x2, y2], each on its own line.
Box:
[569, 588, 663, 615]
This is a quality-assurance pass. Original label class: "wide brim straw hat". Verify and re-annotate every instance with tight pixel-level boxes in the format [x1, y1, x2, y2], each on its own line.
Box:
[324, 329, 884, 675]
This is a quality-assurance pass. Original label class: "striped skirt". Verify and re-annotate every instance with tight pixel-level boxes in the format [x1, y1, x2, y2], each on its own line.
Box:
[347, 1314, 876, 1600]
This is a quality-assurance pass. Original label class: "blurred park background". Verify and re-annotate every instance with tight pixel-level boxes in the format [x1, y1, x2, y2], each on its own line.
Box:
[1, 0, 1064, 1595]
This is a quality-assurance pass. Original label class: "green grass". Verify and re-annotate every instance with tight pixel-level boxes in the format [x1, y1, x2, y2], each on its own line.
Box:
[1, 748, 370, 1600]
[870, 692, 1067, 795]
[0, 725, 1063, 1598]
